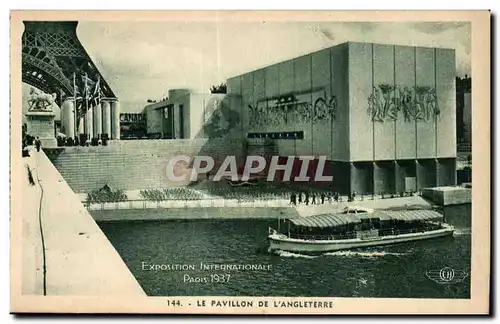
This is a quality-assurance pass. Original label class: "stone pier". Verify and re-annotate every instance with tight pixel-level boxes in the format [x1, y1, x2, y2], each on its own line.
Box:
[422, 186, 472, 206]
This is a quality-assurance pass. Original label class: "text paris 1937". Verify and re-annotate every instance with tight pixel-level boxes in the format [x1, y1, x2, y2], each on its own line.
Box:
[183, 273, 231, 284]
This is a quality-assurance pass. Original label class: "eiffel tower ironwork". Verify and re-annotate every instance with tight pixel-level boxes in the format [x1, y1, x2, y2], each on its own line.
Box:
[21, 21, 116, 107]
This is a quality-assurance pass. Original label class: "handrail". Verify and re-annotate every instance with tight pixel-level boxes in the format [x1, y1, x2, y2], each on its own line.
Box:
[286, 226, 443, 241]
[289, 232, 357, 241]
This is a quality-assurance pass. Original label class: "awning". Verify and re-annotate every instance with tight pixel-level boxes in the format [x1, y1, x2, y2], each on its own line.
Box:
[289, 213, 363, 228]
[379, 210, 444, 222]
[288, 209, 443, 229]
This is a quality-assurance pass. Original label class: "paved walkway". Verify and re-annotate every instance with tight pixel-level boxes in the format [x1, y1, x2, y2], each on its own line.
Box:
[294, 196, 432, 217]
[20, 148, 145, 296]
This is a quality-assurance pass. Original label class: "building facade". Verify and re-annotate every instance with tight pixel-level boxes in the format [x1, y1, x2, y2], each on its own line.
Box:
[456, 76, 472, 150]
[120, 112, 147, 139]
[226, 42, 457, 194]
[144, 89, 230, 140]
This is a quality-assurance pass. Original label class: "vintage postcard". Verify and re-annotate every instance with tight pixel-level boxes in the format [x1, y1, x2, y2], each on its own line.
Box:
[10, 10, 490, 315]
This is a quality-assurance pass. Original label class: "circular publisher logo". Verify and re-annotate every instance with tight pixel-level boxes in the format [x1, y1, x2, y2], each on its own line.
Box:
[439, 267, 455, 282]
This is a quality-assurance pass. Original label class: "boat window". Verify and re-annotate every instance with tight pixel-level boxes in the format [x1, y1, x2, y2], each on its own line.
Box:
[345, 209, 368, 214]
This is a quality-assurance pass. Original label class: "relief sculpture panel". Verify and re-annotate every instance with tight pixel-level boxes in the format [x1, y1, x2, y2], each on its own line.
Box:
[367, 84, 439, 123]
[248, 88, 337, 129]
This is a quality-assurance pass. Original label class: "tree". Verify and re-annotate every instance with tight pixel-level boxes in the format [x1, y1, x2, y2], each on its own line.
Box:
[210, 83, 227, 94]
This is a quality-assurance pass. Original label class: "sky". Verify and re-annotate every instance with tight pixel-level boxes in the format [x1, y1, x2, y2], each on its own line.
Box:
[24, 20, 471, 114]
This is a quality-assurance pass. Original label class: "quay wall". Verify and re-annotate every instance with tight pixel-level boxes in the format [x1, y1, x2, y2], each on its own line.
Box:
[91, 207, 299, 222]
[87, 193, 470, 229]
[18, 148, 145, 297]
[48, 139, 245, 193]
[88, 195, 434, 222]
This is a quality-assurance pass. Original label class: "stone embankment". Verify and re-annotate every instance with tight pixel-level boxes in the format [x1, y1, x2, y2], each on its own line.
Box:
[19, 148, 145, 296]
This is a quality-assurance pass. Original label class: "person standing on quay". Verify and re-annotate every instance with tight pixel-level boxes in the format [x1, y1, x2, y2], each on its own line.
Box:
[34, 137, 41, 152]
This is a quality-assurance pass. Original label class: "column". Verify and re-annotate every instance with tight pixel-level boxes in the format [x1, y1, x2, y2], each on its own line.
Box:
[101, 99, 111, 139]
[110, 99, 121, 140]
[85, 106, 94, 140]
[78, 117, 85, 135]
[373, 161, 396, 195]
[173, 103, 180, 139]
[61, 98, 75, 138]
[93, 103, 102, 139]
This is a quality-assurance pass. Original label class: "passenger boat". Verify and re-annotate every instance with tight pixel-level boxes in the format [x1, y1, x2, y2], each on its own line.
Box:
[268, 208, 454, 253]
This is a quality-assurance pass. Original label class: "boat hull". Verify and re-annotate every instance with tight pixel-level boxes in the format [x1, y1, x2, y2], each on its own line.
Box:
[268, 227, 455, 253]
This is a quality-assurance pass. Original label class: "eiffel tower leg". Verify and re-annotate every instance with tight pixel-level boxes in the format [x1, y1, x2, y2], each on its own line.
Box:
[22, 21, 117, 122]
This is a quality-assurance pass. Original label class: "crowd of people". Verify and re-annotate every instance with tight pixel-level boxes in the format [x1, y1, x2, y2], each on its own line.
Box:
[203, 185, 288, 201]
[288, 191, 358, 206]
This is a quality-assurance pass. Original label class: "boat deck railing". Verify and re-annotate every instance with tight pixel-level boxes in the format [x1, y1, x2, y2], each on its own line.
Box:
[287, 226, 444, 241]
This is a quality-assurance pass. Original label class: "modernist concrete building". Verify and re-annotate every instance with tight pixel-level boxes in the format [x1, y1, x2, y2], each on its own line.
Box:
[225, 41, 457, 194]
[144, 89, 230, 139]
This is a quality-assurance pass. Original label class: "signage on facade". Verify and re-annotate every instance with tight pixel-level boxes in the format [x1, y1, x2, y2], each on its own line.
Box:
[120, 113, 145, 123]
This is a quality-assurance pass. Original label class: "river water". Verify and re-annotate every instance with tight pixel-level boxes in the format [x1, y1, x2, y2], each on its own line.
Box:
[96, 204, 471, 298]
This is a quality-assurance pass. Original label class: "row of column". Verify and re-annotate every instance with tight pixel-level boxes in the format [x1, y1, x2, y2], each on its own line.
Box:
[349, 159, 457, 195]
[61, 98, 121, 140]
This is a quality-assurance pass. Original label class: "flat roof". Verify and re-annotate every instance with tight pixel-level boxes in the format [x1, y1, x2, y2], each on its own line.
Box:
[289, 210, 443, 228]
[228, 41, 455, 80]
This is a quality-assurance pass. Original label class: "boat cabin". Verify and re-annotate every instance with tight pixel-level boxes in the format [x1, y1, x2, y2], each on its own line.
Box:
[342, 206, 374, 214]
[281, 210, 446, 241]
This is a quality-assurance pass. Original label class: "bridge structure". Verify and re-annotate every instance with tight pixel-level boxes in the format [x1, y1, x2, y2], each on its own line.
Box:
[22, 21, 120, 141]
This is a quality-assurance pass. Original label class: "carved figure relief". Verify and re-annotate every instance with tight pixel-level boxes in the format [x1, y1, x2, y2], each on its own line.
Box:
[367, 84, 439, 123]
[248, 88, 337, 128]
